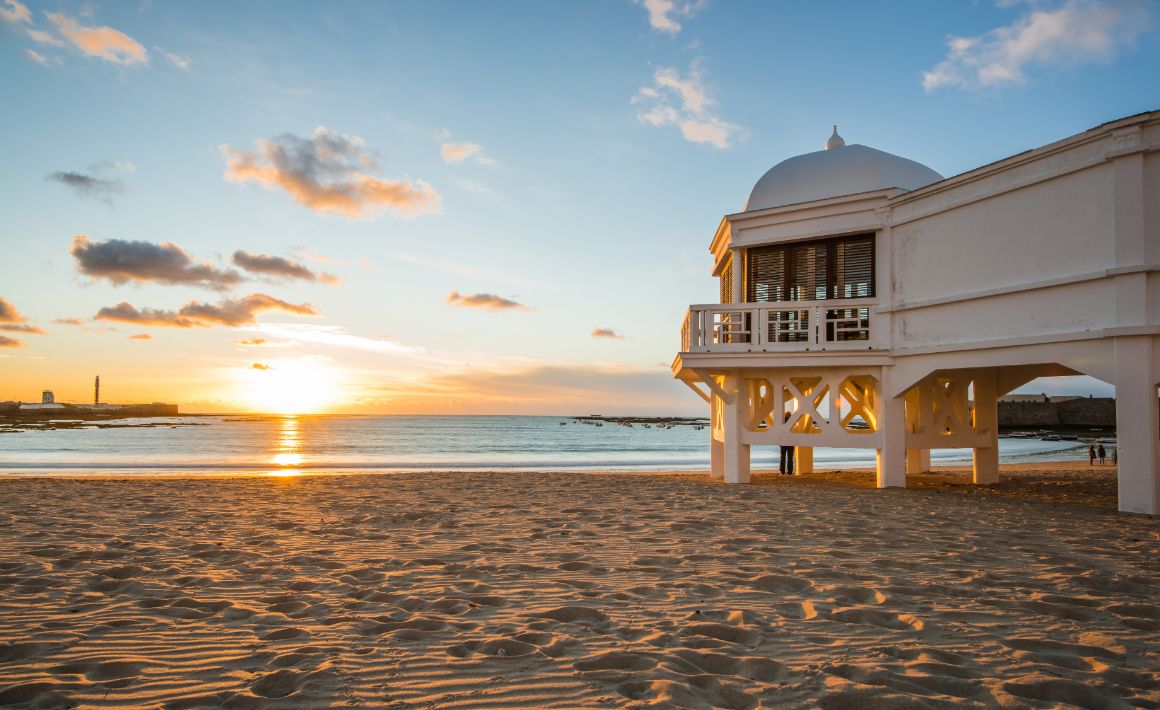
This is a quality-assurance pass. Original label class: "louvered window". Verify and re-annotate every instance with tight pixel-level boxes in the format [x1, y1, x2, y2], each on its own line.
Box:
[719, 256, 733, 304]
[746, 233, 875, 302]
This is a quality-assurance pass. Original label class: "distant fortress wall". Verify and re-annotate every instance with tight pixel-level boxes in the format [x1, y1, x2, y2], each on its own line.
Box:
[998, 398, 1116, 429]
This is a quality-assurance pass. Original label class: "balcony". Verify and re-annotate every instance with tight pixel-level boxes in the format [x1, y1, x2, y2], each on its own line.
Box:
[681, 298, 878, 353]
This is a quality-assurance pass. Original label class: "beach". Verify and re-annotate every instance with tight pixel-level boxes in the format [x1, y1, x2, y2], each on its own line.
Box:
[1, 464, 1157, 709]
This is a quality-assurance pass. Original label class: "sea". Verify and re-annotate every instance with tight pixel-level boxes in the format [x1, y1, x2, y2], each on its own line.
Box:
[0, 415, 1097, 477]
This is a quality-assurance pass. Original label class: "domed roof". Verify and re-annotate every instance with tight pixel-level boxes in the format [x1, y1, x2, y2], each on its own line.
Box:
[745, 128, 943, 212]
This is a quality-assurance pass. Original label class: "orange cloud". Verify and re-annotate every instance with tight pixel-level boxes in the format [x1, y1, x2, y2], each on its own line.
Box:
[591, 328, 624, 339]
[95, 293, 320, 328]
[222, 127, 441, 218]
[0, 0, 30, 24]
[0, 335, 23, 348]
[45, 12, 148, 65]
[446, 291, 529, 311]
[129, 333, 152, 340]
[251, 362, 272, 371]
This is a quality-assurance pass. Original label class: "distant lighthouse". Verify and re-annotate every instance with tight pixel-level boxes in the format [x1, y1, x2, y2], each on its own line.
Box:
[94, 375, 100, 406]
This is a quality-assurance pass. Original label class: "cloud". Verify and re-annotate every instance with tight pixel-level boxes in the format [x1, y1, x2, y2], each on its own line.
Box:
[222, 126, 441, 218]
[71, 236, 243, 290]
[27, 28, 64, 46]
[440, 141, 495, 165]
[24, 49, 52, 65]
[446, 291, 530, 311]
[633, 63, 741, 148]
[237, 337, 267, 346]
[0, 324, 45, 334]
[592, 327, 624, 339]
[0, 296, 39, 347]
[129, 333, 151, 340]
[47, 170, 123, 203]
[231, 250, 339, 284]
[95, 293, 320, 329]
[635, 0, 704, 35]
[0, 296, 28, 324]
[251, 362, 272, 370]
[155, 46, 190, 70]
[45, 11, 148, 65]
[247, 323, 426, 356]
[0, 0, 29, 24]
[54, 317, 85, 325]
[923, 0, 1153, 92]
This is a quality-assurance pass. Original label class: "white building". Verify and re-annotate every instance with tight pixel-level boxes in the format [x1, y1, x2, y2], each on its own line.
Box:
[673, 111, 1160, 515]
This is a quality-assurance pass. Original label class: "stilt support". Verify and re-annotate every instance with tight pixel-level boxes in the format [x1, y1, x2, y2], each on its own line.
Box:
[876, 370, 906, 488]
[795, 446, 813, 475]
[1114, 337, 1160, 515]
[972, 370, 999, 484]
[906, 449, 931, 475]
[722, 374, 750, 483]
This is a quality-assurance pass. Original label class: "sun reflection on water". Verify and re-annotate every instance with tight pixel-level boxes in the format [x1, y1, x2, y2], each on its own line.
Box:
[267, 416, 305, 476]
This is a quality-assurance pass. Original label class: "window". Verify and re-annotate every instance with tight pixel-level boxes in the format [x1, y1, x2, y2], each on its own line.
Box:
[719, 255, 733, 304]
[746, 233, 874, 302]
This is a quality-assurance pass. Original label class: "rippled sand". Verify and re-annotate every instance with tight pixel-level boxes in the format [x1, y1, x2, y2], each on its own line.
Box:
[0, 467, 1157, 708]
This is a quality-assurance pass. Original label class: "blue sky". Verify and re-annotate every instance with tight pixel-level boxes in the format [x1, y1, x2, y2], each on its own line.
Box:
[0, 0, 1155, 413]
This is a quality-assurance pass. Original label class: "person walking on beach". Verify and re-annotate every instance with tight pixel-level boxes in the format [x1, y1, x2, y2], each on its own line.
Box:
[779, 445, 795, 475]
[1098, 442, 1107, 465]
[1089, 444, 1097, 466]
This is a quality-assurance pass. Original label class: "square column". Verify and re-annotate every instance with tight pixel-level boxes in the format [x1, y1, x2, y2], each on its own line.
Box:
[722, 374, 751, 484]
[1114, 337, 1160, 515]
[972, 370, 1000, 484]
[709, 394, 724, 478]
[876, 369, 906, 488]
[906, 449, 931, 474]
[795, 446, 813, 474]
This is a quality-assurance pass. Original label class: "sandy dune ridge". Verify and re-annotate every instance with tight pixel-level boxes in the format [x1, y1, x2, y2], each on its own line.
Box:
[0, 468, 1158, 708]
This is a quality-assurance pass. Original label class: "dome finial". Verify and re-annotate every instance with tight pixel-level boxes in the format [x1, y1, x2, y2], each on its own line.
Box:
[825, 124, 845, 150]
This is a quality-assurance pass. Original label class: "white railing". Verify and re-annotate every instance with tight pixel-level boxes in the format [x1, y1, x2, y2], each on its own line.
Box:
[681, 298, 878, 352]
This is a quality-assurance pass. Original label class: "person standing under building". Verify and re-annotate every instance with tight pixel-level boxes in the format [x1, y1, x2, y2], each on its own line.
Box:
[1089, 444, 1097, 466]
[779, 445, 795, 476]
[1097, 441, 1106, 465]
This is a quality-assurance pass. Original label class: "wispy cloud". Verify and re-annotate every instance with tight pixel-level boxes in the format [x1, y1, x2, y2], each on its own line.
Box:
[634, 0, 704, 35]
[45, 11, 148, 65]
[71, 236, 243, 290]
[95, 293, 319, 328]
[0, 296, 43, 346]
[246, 323, 427, 356]
[222, 126, 441, 218]
[24, 49, 53, 65]
[633, 62, 741, 148]
[251, 362, 272, 370]
[53, 317, 85, 326]
[591, 327, 624, 339]
[446, 291, 530, 311]
[440, 141, 495, 165]
[155, 46, 190, 70]
[923, 0, 1153, 92]
[232, 250, 339, 284]
[129, 333, 152, 340]
[0, 0, 30, 24]
[47, 169, 124, 203]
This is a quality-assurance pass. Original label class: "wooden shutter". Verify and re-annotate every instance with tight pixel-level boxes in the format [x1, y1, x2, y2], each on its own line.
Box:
[719, 256, 733, 304]
[746, 246, 785, 302]
[789, 243, 828, 301]
[833, 235, 875, 298]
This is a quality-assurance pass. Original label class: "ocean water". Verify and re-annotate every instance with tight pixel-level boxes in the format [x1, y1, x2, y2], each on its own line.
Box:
[0, 415, 1094, 476]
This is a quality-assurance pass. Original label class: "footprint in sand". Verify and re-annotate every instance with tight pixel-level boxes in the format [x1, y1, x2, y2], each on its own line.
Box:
[533, 606, 610, 626]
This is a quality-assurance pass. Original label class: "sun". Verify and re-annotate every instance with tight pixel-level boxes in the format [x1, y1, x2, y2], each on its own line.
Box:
[239, 359, 340, 414]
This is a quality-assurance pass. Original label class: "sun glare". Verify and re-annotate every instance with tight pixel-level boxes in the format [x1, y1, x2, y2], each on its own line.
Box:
[241, 360, 340, 414]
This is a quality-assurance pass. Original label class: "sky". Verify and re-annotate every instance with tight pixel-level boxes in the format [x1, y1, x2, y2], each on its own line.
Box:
[0, 0, 1156, 415]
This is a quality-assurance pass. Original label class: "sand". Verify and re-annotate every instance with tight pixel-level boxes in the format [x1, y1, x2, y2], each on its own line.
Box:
[0, 465, 1157, 709]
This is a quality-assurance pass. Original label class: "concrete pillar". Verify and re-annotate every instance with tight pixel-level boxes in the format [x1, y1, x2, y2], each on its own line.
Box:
[722, 374, 751, 484]
[795, 446, 813, 474]
[1114, 337, 1160, 515]
[876, 369, 906, 488]
[972, 370, 999, 484]
[906, 448, 931, 474]
[709, 393, 724, 478]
